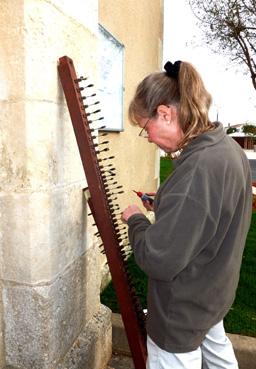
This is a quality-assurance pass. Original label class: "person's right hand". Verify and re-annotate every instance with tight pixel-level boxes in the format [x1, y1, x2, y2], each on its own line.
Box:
[142, 200, 154, 211]
[142, 192, 156, 211]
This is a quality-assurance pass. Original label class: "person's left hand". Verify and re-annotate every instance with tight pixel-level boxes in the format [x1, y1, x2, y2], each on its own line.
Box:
[121, 204, 143, 223]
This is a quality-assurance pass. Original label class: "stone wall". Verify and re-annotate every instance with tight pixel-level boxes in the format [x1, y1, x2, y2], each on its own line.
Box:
[0, 0, 111, 368]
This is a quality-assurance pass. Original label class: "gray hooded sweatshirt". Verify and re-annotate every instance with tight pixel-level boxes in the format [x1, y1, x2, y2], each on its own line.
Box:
[127, 123, 252, 353]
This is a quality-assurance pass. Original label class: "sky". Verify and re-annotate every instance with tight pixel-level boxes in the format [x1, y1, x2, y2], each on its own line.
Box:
[163, 0, 256, 126]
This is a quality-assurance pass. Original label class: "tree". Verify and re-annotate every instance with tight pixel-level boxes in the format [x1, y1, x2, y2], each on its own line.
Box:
[189, 0, 256, 90]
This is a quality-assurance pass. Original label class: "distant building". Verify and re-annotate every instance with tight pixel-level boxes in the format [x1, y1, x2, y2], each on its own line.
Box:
[229, 133, 254, 149]
[227, 123, 255, 149]
[226, 124, 256, 180]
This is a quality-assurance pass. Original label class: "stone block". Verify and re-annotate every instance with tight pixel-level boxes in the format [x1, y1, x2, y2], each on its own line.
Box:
[0, 289, 5, 369]
[3, 249, 101, 368]
[24, 0, 98, 104]
[111, 313, 130, 356]
[56, 304, 112, 369]
[0, 185, 95, 283]
[0, 0, 25, 102]
[107, 354, 134, 369]
[228, 333, 256, 369]
[0, 99, 89, 192]
[0, 101, 28, 192]
[0, 0, 98, 104]
[24, 101, 89, 190]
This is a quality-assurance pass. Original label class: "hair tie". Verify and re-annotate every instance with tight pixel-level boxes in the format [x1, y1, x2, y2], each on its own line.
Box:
[164, 60, 182, 79]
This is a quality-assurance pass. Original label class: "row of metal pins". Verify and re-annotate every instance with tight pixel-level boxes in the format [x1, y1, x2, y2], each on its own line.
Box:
[106, 186, 123, 194]
[83, 88, 123, 238]
[74, 76, 121, 216]
[101, 166, 116, 173]
[74, 76, 88, 83]
[92, 132, 108, 139]
[74, 77, 144, 315]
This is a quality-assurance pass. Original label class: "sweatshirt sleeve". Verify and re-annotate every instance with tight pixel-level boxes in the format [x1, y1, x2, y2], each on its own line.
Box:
[128, 193, 217, 281]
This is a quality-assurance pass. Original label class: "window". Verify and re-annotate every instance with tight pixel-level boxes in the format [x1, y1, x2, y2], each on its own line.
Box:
[98, 25, 124, 132]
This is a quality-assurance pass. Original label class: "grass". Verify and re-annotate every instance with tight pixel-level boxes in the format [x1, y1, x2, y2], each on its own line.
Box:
[101, 254, 148, 313]
[223, 213, 256, 336]
[101, 157, 256, 337]
[159, 156, 174, 184]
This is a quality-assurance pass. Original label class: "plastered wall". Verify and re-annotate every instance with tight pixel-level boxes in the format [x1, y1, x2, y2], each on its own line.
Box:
[99, 0, 163, 210]
[99, 0, 163, 286]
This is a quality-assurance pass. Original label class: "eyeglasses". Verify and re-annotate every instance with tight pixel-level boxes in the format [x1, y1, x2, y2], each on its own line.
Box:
[138, 118, 150, 138]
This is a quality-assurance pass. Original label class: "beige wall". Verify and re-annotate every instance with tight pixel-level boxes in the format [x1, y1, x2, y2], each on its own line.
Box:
[99, 0, 163, 212]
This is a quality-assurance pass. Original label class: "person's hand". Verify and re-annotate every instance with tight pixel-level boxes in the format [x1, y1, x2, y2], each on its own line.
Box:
[142, 192, 156, 211]
[142, 200, 154, 211]
[121, 204, 143, 223]
[145, 192, 156, 197]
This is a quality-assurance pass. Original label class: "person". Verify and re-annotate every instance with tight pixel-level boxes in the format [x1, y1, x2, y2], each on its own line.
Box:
[121, 61, 252, 369]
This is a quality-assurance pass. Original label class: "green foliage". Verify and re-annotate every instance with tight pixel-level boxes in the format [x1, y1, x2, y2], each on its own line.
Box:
[242, 124, 256, 143]
[101, 254, 148, 312]
[242, 123, 256, 136]
[226, 127, 238, 134]
[242, 124, 256, 135]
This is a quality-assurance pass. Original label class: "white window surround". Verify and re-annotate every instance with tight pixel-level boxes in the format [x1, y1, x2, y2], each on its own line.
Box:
[98, 24, 124, 132]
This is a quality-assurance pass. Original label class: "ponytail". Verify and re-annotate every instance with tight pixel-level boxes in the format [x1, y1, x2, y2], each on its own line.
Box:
[178, 62, 214, 148]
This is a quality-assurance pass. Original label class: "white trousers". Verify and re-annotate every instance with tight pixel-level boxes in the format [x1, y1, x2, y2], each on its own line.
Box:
[147, 321, 238, 369]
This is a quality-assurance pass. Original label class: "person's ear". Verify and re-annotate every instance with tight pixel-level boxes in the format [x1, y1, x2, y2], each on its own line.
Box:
[156, 105, 172, 122]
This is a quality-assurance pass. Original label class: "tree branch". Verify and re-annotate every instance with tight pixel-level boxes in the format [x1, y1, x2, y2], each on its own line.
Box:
[189, 0, 256, 90]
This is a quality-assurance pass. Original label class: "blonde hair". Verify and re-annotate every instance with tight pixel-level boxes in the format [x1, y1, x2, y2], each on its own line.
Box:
[129, 62, 214, 149]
